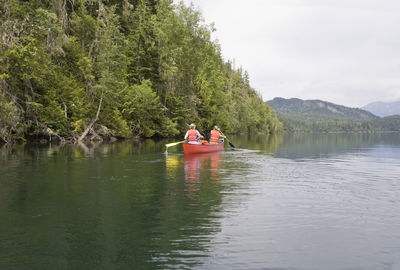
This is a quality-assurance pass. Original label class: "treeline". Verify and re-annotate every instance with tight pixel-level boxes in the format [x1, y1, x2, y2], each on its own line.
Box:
[279, 115, 400, 133]
[0, 0, 281, 143]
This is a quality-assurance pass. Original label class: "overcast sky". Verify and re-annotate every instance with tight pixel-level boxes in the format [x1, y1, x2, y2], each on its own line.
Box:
[181, 0, 400, 108]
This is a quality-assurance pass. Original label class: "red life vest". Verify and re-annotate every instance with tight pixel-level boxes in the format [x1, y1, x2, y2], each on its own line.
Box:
[210, 130, 220, 143]
[187, 129, 198, 141]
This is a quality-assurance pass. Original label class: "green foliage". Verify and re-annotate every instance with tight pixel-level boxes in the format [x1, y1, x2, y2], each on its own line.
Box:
[121, 80, 179, 137]
[0, 0, 282, 143]
[0, 94, 21, 142]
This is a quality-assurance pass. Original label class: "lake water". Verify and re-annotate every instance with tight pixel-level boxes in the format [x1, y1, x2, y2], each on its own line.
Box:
[1, 133, 400, 270]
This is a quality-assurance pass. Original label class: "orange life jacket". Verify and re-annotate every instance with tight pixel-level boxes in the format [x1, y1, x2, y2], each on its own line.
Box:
[210, 130, 220, 143]
[187, 129, 198, 141]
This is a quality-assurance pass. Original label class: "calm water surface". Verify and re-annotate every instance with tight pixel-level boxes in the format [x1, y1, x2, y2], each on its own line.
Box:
[1, 134, 400, 270]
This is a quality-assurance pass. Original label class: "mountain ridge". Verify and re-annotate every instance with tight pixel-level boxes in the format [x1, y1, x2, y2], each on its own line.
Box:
[362, 100, 400, 117]
[267, 97, 378, 121]
[266, 97, 400, 133]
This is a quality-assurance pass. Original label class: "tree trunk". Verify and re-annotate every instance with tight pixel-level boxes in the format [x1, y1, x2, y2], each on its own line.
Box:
[62, 101, 68, 118]
[89, 128, 103, 141]
[0, 136, 8, 144]
[78, 92, 103, 142]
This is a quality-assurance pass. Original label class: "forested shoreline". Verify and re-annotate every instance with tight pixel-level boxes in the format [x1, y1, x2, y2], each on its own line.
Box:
[277, 115, 400, 133]
[0, 0, 282, 144]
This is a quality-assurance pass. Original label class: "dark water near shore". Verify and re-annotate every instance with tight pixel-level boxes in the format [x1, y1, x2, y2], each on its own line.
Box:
[1, 133, 400, 270]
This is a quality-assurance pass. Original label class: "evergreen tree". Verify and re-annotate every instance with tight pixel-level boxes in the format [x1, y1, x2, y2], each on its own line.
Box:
[0, 0, 282, 143]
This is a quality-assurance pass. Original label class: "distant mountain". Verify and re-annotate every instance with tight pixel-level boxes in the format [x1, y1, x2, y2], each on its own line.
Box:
[362, 101, 400, 117]
[267, 97, 378, 121]
[265, 98, 398, 133]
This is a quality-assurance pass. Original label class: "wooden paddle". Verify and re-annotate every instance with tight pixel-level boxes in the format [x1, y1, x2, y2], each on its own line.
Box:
[164, 140, 186, 154]
[165, 140, 186, 149]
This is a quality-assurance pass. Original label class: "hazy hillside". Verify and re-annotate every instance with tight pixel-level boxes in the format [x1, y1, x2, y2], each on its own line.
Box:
[267, 98, 377, 121]
[266, 97, 399, 133]
[362, 101, 400, 117]
[375, 115, 400, 131]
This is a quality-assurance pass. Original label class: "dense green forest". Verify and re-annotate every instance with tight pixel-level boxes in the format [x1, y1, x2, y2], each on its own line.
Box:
[267, 98, 400, 133]
[0, 0, 282, 143]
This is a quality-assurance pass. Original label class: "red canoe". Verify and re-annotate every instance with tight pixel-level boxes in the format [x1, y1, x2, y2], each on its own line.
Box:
[183, 142, 224, 154]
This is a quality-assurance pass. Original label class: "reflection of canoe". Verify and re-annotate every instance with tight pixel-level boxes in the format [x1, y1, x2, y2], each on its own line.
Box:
[184, 152, 222, 183]
[183, 142, 224, 154]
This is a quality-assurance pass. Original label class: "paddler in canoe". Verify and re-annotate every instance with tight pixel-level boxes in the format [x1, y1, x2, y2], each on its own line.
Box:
[183, 124, 224, 154]
[209, 126, 226, 144]
[184, 123, 204, 144]
[166, 124, 233, 153]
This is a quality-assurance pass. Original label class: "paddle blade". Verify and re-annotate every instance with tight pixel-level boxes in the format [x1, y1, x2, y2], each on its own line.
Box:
[165, 140, 186, 148]
[228, 141, 235, 148]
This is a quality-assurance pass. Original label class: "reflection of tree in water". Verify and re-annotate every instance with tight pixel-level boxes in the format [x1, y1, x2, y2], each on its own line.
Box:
[3, 135, 400, 269]
[0, 141, 226, 270]
[274, 133, 400, 159]
[232, 133, 284, 153]
[229, 133, 400, 160]
[161, 152, 224, 268]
